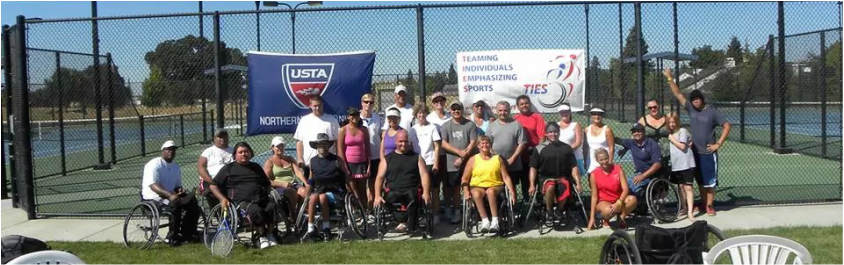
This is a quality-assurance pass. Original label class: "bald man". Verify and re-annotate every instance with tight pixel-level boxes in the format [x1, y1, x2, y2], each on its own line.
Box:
[374, 130, 432, 233]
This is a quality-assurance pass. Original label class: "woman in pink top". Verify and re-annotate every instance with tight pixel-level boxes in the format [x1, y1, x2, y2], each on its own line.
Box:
[588, 149, 637, 230]
[337, 107, 372, 212]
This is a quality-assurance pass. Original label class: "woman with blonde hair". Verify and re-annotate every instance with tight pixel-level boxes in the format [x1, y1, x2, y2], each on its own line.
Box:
[665, 112, 697, 221]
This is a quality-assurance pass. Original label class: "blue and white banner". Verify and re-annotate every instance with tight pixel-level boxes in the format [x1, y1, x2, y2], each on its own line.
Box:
[246, 51, 376, 135]
[457, 50, 586, 113]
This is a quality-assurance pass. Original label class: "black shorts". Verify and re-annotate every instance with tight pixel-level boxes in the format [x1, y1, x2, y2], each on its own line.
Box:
[672, 168, 695, 185]
[311, 179, 345, 195]
[238, 199, 278, 226]
[446, 170, 463, 188]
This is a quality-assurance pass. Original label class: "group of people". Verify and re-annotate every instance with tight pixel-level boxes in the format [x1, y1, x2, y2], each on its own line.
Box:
[139, 67, 730, 248]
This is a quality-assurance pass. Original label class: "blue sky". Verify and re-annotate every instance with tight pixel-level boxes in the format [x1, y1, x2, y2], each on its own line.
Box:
[3, 1, 841, 93]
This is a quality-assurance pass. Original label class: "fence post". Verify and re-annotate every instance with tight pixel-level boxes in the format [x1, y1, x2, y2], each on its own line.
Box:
[672, 2, 680, 116]
[618, 3, 625, 122]
[774, 2, 791, 154]
[107, 53, 116, 164]
[55, 52, 67, 175]
[2, 24, 18, 205]
[199, 2, 208, 144]
[91, 2, 108, 169]
[14, 15, 36, 219]
[416, 5, 427, 102]
[585, 4, 590, 106]
[213, 11, 225, 129]
[0, 26, 7, 199]
[180, 115, 186, 146]
[140, 115, 146, 156]
[768, 34, 775, 148]
[819, 31, 827, 158]
[634, 2, 644, 121]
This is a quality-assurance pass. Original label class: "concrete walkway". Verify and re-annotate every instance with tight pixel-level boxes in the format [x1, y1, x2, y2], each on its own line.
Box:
[2, 199, 841, 242]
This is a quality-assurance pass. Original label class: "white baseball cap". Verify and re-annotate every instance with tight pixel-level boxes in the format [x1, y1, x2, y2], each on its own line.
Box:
[386, 108, 401, 118]
[394, 84, 407, 94]
[271, 136, 284, 147]
[160, 140, 178, 150]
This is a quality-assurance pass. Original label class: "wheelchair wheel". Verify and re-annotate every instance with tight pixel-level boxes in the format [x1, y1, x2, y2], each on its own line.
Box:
[294, 195, 310, 239]
[462, 198, 479, 238]
[599, 229, 643, 264]
[705, 224, 726, 252]
[123, 202, 158, 250]
[646, 178, 681, 223]
[194, 188, 210, 217]
[344, 193, 368, 239]
[373, 204, 389, 240]
[497, 191, 515, 237]
[273, 194, 296, 239]
[420, 199, 434, 240]
[521, 185, 540, 230]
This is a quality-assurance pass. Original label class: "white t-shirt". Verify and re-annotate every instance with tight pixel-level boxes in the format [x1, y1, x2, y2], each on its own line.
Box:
[141, 157, 182, 204]
[200, 145, 233, 180]
[361, 112, 384, 161]
[410, 123, 441, 165]
[426, 111, 452, 127]
[294, 113, 340, 166]
[383, 103, 414, 130]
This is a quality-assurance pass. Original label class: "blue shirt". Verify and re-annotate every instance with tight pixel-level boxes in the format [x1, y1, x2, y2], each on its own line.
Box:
[620, 138, 662, 173]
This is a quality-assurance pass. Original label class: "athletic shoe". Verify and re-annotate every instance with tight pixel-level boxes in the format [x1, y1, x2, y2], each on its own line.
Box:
[601, 219, 610, 228]
[267, 233, 279, 246]
[479, 221, 490, 233]
[489, 221, 499, 233]
[367, 214, 376, 224]
[706, 205, 716, 216]
[259, 237, 271, 249]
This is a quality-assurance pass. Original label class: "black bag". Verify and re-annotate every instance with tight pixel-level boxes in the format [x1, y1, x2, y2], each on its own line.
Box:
[1, 235, 51, 264]
[635, 221, 709, 264]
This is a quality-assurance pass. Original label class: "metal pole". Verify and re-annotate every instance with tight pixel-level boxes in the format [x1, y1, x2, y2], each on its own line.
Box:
[15, 15, 36, 219]
[673, 2, 680, 116]
[618, 3, 625, 122]
[256, 1, 261, 51]
[200, 1, 208, 143]
[214, 12, 225, 129]
[140, 116, 145, 156]
[92, 1, 106, 167]
[585, 4, 591, 106]
[820, 31, 827, 157]
[2, 24, 18, 206]
[199, 1, 204, 37]
[1, 25, 8, 199]
[416, 5, 427, 103]
[180, 115, 186, 146]
[291, 9, 297, 53]
[635, 2, 644, 120]
[56, 52, 67, 175]
[107, 53, 116, 164]
[769, 34, 775, 148]
[776, 2, 789, 153]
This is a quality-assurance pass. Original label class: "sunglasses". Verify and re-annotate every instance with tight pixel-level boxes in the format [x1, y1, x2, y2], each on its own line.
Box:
[648, 106, 658, 110]
[362, 101, 373, 104]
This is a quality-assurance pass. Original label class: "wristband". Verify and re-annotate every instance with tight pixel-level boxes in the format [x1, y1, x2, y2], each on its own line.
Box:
[666, 77, 674, 83]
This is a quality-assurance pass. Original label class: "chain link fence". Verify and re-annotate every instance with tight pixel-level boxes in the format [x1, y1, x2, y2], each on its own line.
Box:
[3, 1, 841, 217]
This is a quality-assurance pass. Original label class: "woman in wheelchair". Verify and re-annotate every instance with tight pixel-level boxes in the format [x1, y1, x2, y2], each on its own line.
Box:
[587, 149, 638, 230]
[373, 130, 432, 233]
[461, 135, 516, 233]
[306, 133, 352, 239]
[528, 122, 583, 222]
[263, 136, 309, 223]
[209, 142, 280, 249]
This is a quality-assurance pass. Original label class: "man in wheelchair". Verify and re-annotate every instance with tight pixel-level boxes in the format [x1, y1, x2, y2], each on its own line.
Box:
[141, 140, 201, 247]
[527, 123, 583, 224]
[617, 124, 663, 201]
[460, 135, 517, 233]
[209, 142, 280, 249]
[373, 130, 432, 234]
[305, 133, 353, 239]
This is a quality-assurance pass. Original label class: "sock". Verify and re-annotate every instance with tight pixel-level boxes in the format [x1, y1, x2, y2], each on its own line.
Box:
[491, 217, 499, 224]
[307, 223, 315, 232]
[481, 218, 490, 226]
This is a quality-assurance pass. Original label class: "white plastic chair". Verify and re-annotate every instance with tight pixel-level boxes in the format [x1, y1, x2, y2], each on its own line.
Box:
[6, 250, 86, 264]
[703, 235, 812, 265]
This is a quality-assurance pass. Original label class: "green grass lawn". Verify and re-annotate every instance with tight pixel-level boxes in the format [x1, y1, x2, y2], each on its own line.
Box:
[48, 226, 842, 264]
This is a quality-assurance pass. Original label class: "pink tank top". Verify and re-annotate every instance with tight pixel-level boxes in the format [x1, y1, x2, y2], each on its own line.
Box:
[593, 164, 623, 203]
[344, 129, 367, 163]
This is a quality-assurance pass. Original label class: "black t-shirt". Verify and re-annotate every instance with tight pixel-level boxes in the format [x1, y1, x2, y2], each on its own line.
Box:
[214, 161, 271, 203]
[529, 140, 577, 181]
[385, 151, 421, 191]
[310, 153, 343, 184]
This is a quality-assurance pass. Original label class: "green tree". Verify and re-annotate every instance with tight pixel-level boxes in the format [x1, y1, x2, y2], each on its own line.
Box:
[447, 64, 458, 85]
[141, 66, 166, 107]
[82, 62, 133, 108]
[690, 45, 726, 69]
[726, 36, 744, 66]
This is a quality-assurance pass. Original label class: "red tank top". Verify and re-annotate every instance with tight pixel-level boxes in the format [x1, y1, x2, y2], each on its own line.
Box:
[593, 164, 623, 203]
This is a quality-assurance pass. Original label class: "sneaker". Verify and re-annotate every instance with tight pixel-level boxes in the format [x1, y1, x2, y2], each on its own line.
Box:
[489, 221, 499, 233]
[480, 221, 490, 233]
[706, 205, 716, 216]
[259, 237, 271, 249]
[450, 210, 462, 224]
[693, 206, 701, 214]
[267, 233, 279, 246]
[601, 219, 610, 228]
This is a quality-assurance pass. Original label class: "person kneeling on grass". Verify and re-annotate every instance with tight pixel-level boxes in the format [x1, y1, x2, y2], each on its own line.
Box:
[461, 135, 517, 233]
[306, 133, 352, 239]
[373, 130, 432, 233]
[209, 142, 279, 249]
[587, 148, 638, 230]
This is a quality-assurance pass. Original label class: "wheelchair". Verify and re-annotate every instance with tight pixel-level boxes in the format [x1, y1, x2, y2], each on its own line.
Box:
[640, 161, 683, 224]
[292, 189, 368, 242]
[521, 178, 588, 235]
[598, 221, 725, 264]
[461, 184, 516, 238]
[372, 188, 435, 240]
[122, 189, 208, 250]
[202, 190, 293, 248]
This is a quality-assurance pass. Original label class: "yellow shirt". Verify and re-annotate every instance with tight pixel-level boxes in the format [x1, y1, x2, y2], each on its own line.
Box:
[470, 154, 504, 188]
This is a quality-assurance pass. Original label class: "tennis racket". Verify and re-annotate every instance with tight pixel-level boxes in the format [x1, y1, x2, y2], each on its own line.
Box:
[211, 207, 234, 257]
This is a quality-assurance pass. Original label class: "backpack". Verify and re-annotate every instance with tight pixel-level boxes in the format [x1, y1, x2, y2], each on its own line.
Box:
[1, 235, 51, 264]
[635, 221, 709, 264]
